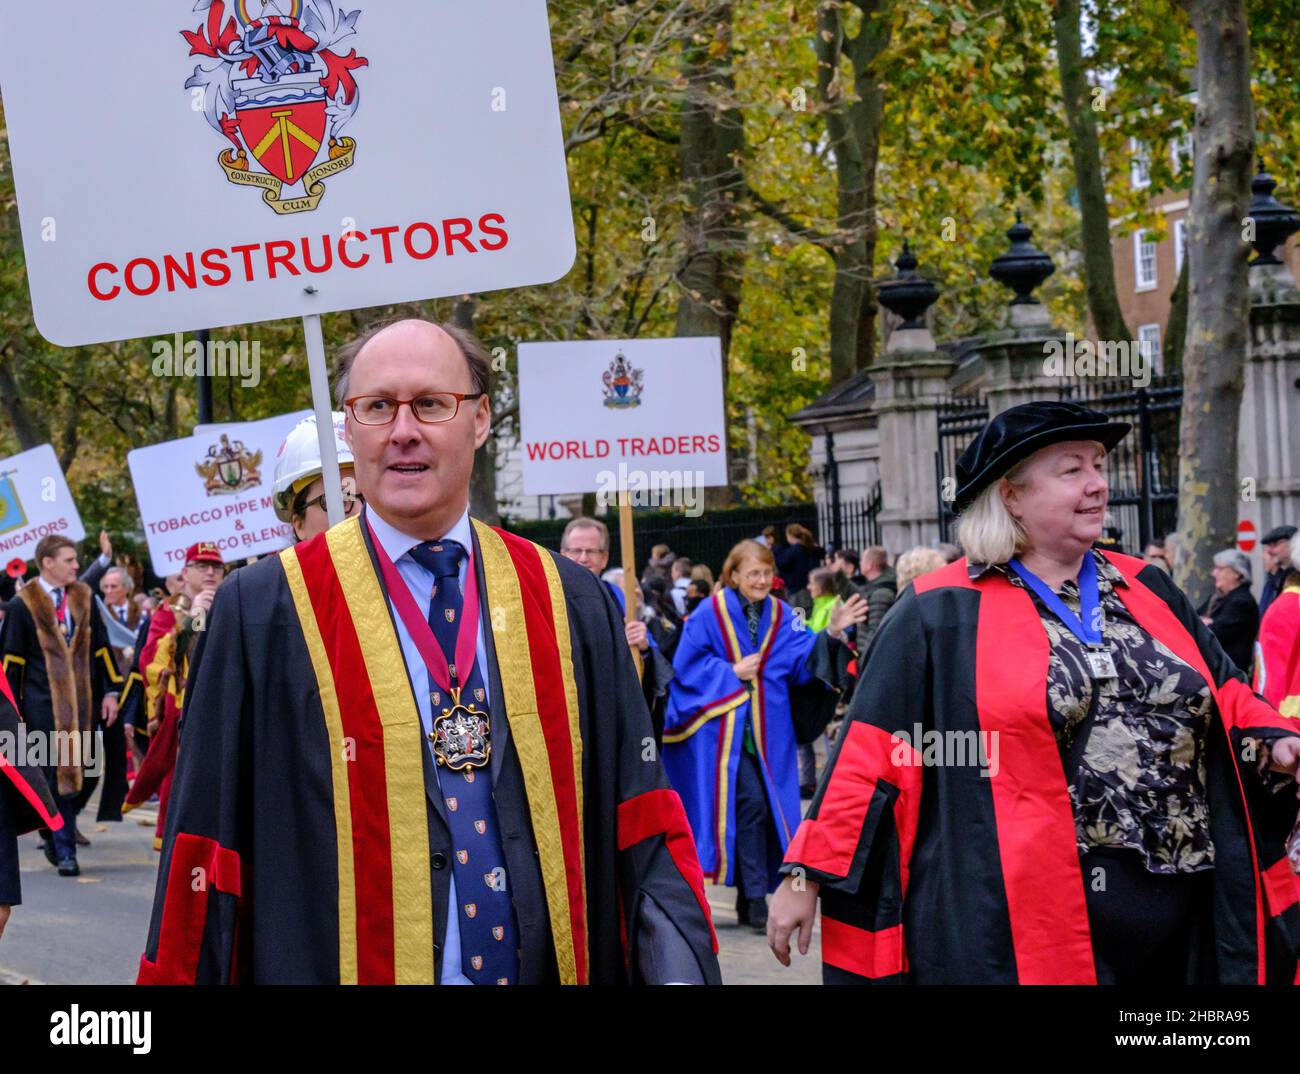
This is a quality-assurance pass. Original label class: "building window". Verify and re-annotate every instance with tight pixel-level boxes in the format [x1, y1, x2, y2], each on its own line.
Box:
[1131, 138, 1151, 189]
[1134, 229, 1157, 290]
[1138, 323, 1162, 375]
[1174, 218, 1187, 276]
[1171, 132, 1194, 174]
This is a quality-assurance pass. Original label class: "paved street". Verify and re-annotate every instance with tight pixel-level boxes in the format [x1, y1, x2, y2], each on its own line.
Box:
[0, 792, 160, 986]
[0, 787, 819, 985]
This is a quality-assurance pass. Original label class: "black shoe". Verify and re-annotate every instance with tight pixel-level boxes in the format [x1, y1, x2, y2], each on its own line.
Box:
[746, 897, 768, 932]
[42, 839, 59, 867]
[57, 858, 80, 877]
[800, 784, 816, 799]
[735, 891, 750, 927]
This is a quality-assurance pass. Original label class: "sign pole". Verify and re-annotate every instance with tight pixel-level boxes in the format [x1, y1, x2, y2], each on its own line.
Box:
[618, 490, 642, 677]
[303, 313, 345, 526]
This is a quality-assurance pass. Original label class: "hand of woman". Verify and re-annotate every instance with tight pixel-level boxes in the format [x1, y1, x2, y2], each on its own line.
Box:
[732, 653, 761, 681]
[0, 903, 9, 941]
[768, 875, 819, 966]
[1268, 736, 1300, 798]
[828, 593, 868, 637]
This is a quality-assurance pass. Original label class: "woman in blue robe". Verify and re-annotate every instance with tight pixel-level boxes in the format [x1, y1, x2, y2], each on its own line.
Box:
[663, 539, 864, 931]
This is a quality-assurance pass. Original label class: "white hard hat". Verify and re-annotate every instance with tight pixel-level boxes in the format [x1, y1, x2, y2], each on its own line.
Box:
[272, 412, 354, 523]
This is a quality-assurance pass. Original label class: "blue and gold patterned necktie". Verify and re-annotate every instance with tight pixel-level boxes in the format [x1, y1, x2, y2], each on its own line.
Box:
[406, 539, 520, 985]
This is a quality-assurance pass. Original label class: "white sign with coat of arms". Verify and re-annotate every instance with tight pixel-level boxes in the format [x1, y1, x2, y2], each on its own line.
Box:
[0, 445, 86, 566]
[0, 0, 576, 347]
[128, 410, 310, 574]
[517, 337, 728, 497]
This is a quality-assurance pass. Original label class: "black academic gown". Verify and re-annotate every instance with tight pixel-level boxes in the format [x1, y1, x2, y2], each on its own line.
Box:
[784, 552, 1299, 985]
[0, 661, 61, 906]
[139, 513, 720, 985]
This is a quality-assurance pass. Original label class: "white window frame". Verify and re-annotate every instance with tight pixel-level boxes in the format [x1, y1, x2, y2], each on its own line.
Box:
[1134, 229, 1158, 291]
[1130, 138, 1151, 190]
[1138, 323, 1163, 375]
[1171, 132, 1194, 174]
[1174, 218, 1187, 276]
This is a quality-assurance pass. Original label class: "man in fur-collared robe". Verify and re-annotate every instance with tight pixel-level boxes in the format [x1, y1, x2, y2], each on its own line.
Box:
[0, 536, 120, 874]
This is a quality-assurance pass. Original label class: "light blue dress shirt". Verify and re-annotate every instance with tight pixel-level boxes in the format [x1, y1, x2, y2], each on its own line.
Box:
[366, 506, 491, 987]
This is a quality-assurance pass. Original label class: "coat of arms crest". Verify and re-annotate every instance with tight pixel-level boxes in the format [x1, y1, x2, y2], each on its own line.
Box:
[602, 351, 644, 409]
[196, 434, 264, 495]
[182, 0, 369, 215]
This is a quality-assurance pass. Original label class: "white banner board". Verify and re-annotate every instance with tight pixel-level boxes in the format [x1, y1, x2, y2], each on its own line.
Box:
[128, 410, 310, 574]
[0, 445, 86, 564]
[0, 0, 575, 346]
[517, 337, 728, 497]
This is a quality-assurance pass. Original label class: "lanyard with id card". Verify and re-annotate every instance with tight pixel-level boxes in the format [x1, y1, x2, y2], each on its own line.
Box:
[1008, 553, 1117, 680]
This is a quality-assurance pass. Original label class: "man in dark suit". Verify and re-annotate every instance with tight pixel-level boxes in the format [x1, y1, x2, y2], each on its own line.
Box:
[1260, 524, 1296, 618]
[140, 319, 719, 984]
[0, 536, 121, 876]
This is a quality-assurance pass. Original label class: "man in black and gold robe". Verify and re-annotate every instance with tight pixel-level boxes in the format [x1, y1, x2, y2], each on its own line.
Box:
[139, 319, 719, 985]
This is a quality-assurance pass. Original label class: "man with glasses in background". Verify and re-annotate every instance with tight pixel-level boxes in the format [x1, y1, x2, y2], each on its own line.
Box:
[560, 517, 676, 744]
[139, 318, 718, 985]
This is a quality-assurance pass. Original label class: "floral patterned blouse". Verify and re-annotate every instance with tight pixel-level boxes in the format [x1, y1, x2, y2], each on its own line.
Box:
[970, 550, 1215, 875]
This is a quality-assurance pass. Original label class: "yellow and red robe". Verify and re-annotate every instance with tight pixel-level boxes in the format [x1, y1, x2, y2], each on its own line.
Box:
[138, 513, 718, 984]
[123, 600, 191, 850]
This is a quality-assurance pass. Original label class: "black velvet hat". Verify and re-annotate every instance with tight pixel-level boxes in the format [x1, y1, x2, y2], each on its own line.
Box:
[1262, 524, 1297, 545]
[953, 401, 1131, 513]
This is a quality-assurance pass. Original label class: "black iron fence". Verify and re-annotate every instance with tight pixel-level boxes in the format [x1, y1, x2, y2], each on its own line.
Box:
[1060, 373, 1183, 552]
[934, 393, 990, 541]
[932, 375, 1184, 551]
[503, 502, 820, 574]
[819, 483, 883, 554]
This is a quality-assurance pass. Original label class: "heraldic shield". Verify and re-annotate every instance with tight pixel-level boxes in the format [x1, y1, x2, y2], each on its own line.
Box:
[234, 78, 329, 185]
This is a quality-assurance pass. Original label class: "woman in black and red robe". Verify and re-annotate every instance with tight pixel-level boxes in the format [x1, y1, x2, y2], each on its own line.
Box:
[769, 401, 1300, 985]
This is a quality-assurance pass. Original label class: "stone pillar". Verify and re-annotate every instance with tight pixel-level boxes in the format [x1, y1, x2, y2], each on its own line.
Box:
[1238, 164, 1300, 591]
[1240, 262, 1300, 586]
[871, 243, 955, 550]
[975, 302, 1069, 418]
[872, 339, 955, 552]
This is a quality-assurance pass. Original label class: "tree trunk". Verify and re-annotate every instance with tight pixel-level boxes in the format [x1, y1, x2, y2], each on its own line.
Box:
[816, 0, 891, 384]
[453, 295, 501, 525]
[1164, 255, 1189, 372]
[1173, 0, 1254, 604]
[1052, 0, 1130, 343]
[675, 0, 746, 382]
[0, 349, 49, 449]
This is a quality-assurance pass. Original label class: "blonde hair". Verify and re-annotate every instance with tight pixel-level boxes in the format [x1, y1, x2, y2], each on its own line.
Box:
[691, 563, 715, 588]
[895, 547, 947, 590]
[954, 460, 1030, 565]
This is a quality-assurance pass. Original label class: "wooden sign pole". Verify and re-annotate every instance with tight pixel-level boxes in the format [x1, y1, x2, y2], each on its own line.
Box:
[618, 490, 643, 677]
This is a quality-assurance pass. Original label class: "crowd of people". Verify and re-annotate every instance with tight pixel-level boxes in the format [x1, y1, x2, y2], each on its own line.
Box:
[0, 336, 1297, 985]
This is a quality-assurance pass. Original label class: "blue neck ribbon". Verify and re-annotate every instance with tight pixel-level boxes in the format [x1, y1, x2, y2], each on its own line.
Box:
[1008, 552, 1104, 647]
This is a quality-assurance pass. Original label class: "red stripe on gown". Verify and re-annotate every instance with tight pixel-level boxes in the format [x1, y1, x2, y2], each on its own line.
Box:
[974, 573, 1096, 983]
[138, 833, 241, 984]
[821, 917, 903, 980]
[784, 721, 919, 883]
[495, 530, 589, 984]
[295, 536, 398, 985]
[618, 788, 718, 952]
